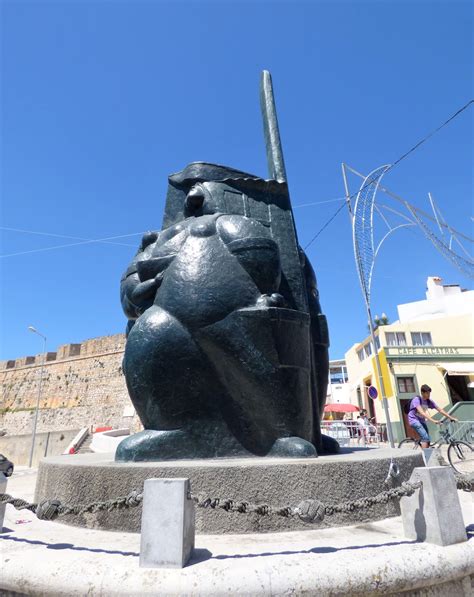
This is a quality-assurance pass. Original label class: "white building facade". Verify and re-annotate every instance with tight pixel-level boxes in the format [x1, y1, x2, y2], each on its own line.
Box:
[344, 277, 474, 442]
[326, 359, 351, 405]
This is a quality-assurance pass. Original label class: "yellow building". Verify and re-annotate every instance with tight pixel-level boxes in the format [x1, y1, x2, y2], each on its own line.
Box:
[344, 277, 474, 442]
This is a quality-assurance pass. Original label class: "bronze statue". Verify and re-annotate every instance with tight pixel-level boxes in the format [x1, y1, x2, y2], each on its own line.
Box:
[116, 72, 337, 461]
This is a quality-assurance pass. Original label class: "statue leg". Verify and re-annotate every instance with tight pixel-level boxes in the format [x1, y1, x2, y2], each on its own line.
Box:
[116, 306, 248, 461]
[310, 315, 339, 455]
[195, 307, 316, 457]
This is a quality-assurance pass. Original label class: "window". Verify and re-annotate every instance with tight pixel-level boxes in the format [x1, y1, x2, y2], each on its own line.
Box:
[386, 332, 407, 347]
[364, 343, 372, 358]
[357, 348, 364, 362]
[330, 366, 348, 384]
[411, 332, 432, 346]
[397, 376, 416, 393]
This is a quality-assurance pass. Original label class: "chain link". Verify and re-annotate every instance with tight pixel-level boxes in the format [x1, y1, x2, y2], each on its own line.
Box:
[454, 472, 474, 492]
[1, 472, 471, 523]
[0, 480, 423, 523]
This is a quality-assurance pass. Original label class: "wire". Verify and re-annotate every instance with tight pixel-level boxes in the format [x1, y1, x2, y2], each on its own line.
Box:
[303, 202, 347, 249]
[1, 232, 144, 258]
[293, 197, 346, 208]
[390, 99, 474, 169]
[304, 98, 474, 250]
[0, 226, 137, 247]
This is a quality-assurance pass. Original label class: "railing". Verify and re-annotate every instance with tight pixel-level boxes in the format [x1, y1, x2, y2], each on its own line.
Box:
[321, 421, 388, 447]
[63, 427, 89, 455]
[447, 420, 474, 443]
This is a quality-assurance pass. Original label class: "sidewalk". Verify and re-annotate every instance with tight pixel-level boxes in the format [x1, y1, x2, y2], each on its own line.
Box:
[1, 468, 473, 596]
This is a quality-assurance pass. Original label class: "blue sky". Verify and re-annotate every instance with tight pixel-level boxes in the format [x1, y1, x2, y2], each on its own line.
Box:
[1, 0, 472, 361]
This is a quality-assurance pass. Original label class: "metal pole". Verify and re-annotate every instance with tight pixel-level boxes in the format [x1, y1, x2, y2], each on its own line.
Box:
[348, 165, 396, 448]
[28, 327, 46, 468]
[341, 163, 353, 217]
[428, 192, 444, 237]
[366, 307, 395, 448]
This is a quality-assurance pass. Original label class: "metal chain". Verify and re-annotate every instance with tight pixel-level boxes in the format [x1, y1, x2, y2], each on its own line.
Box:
[0, 481, 422, 524]
[0, 495, 37, 514]
[454, 472, 474, 492]
[0, 489, 143, 521]
[1, 472, 472, 523]
[191, 481, 422, 522]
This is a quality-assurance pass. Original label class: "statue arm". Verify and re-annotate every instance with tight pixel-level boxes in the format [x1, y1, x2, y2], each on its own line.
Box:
[120, 224, 190, 320]
[121, 270, 161, 320]
[120, 231, 161, 320]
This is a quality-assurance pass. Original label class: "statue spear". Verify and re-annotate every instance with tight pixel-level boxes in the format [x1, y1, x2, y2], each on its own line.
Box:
[259, 70, 288, 183]
[259, 70, 309, 314]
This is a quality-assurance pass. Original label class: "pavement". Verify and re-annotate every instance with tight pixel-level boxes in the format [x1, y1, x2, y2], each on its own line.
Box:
[1, 465, 473, 596]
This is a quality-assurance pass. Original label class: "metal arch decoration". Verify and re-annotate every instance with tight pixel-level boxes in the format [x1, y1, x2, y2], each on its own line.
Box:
[352, 164, 391, 306]
[406, 204, 474, 280]
[344, 162, 473, 284]
[372, 203, 417, 260]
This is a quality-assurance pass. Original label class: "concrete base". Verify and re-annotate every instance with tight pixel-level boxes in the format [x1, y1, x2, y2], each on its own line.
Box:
[140, 478, 195, 568]
[2, 466, 473, 596]
[35, 448, 424, 534]
[401, 466, 468, 546]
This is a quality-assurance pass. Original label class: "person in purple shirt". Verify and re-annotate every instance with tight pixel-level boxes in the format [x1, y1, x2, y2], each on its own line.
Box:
[408, 384, 458, 447]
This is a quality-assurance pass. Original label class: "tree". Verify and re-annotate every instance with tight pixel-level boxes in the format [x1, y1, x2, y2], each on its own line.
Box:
[373, 313, 389, 328]
[367, 313, 389, 332]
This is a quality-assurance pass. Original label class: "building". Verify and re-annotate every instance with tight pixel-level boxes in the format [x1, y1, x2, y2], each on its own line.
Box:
[326, 359, 351, 405]
[344, 277, 474, 442]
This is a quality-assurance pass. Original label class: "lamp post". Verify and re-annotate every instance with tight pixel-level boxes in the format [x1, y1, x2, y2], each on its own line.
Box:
[28, 326, 47, 468]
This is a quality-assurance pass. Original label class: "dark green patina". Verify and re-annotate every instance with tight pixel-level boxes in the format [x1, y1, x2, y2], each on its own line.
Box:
[116, 71, 337, 462]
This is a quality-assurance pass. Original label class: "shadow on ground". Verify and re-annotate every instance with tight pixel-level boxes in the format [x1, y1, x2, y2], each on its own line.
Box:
[1, 532, 419, 564]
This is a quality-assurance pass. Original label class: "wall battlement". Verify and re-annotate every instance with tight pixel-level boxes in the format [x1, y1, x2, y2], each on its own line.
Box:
[0, 334, 126, 371]
[0, 333, 138, 436]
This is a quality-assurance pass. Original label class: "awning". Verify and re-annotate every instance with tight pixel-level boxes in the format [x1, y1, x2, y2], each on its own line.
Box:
[436, 362, 474, 376]
[324, 403, 360, 413]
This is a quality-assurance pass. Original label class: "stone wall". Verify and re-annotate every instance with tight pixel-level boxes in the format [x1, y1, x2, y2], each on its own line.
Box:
[0, 334, 142, 436]
[0, 429, 80, 467]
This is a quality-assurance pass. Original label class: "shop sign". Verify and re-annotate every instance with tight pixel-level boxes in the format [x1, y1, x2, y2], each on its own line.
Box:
[385, 346, 472, 358]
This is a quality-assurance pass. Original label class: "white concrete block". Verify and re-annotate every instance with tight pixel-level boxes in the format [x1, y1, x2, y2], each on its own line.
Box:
[139, 477, 195, 568]
[400, 466, 467, 546]
[0, 472, 7, 532]
[421, 448, 435, 466]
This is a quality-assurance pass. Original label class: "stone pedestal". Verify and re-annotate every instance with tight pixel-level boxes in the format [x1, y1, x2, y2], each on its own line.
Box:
[140, 478, 195, 568]
[35, 448, 424, 534]
[400, 466, 467, 546]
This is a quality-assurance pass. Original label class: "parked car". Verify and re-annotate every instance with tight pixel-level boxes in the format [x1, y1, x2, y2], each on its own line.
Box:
[0, 454, 14, 477]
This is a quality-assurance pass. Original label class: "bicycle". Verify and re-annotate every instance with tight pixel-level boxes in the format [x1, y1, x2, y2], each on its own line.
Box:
[398, 420, 474, 474]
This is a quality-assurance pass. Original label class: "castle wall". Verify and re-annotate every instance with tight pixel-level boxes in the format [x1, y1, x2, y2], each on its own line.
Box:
[0, 334, 141, 437]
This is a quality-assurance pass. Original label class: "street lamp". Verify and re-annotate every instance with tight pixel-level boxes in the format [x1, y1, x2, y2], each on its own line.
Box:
[28, 326, 47, 468]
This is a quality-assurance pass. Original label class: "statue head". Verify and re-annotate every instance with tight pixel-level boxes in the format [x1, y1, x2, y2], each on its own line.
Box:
[162, 161, 290, 229]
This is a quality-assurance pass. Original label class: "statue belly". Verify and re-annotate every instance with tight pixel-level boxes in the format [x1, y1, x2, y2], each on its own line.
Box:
[154, 234, 260, 330]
